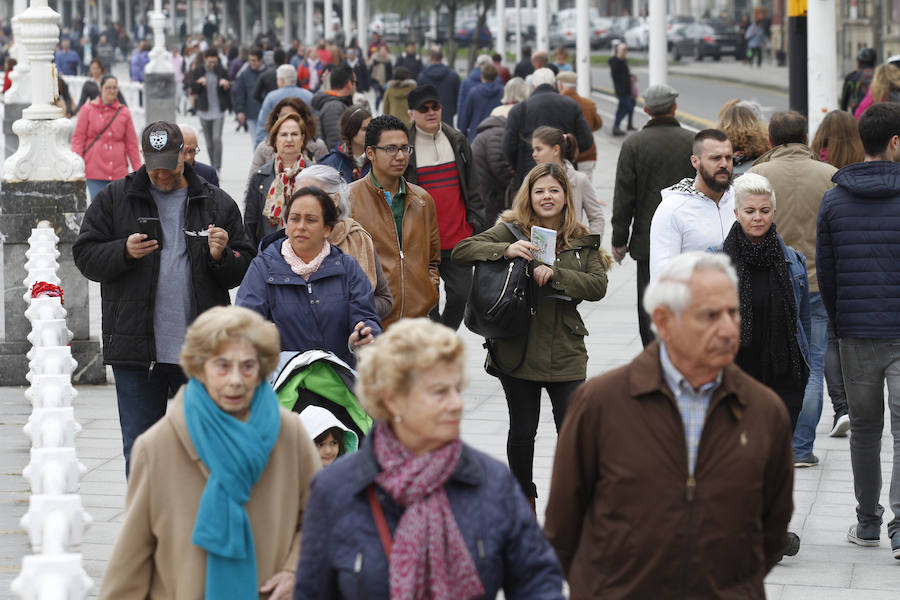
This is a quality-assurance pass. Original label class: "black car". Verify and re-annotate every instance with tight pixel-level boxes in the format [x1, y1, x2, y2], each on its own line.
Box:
[669, 22, 741, 61]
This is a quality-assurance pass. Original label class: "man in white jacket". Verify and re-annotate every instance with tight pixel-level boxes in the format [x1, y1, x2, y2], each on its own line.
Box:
[649, 129, 736, 280]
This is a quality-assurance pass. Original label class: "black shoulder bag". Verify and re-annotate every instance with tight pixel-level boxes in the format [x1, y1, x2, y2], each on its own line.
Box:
[464, 222, 536, 373]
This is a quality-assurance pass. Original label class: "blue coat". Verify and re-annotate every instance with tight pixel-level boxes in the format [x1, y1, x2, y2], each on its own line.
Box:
[417, 63, 461, 124]
[457, 79, 504, 142]
[817, 161, 900, 338]
[457, 67, 482, 125]
[318, 148, 372, 184]
[235, 232, 381, 366]
[293, 431, 565, 599]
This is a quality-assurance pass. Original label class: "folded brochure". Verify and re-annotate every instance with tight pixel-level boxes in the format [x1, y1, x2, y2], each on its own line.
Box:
[531, 226, 556, 265]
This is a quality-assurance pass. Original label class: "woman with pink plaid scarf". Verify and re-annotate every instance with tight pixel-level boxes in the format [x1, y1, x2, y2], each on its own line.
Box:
[293, 318, 564, 599]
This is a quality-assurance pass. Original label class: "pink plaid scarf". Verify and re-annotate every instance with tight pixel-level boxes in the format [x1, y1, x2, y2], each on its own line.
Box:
[373, 422, 485, 600]
[281, 239, 330, 280]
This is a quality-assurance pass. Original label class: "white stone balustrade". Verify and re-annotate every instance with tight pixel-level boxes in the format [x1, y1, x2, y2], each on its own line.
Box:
[12, 221, 92, 599]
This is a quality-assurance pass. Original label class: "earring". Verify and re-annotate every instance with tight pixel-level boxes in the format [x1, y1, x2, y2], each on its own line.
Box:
[393, 415, 403, 423]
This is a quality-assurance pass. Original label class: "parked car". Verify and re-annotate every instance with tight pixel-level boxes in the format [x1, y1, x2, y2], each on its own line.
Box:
[549, 8, 608, 49]
[369, 12, 407, 41]
[623, 19, 649, 50]
[455, 18, 492, 47]
[706, 19, 746, 59]
[670, 21, 743, 61]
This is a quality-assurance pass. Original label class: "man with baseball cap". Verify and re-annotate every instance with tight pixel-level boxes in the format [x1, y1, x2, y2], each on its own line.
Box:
[404, 84, 485, 331]
[73, 120, 255, 476]
[611, 83, 695, 346]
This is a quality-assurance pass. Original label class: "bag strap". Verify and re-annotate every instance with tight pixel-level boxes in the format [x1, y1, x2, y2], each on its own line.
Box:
[83, 105, 123, 157]
[502, 221, 528, 242]
[367, 484, 393, 559]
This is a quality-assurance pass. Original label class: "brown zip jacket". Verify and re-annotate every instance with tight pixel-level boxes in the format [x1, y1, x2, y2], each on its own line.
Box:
[545, 341, 794, 599]
[348, 174, 440, 327]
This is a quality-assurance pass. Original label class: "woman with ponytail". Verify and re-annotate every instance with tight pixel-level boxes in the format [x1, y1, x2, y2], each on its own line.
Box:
[531, 126, 605, 236]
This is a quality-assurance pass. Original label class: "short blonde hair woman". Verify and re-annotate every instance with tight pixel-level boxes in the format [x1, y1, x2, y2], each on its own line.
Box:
[295, 318, 565, 599]
[99, 306, 320, 600]
[452, 163, 611, 508]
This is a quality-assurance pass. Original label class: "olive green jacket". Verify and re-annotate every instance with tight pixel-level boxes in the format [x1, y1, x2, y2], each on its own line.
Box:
[452, 222, 611, 382]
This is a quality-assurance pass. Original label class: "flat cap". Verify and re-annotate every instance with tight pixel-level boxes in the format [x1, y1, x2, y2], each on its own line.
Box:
[556, 71, 577, 84]
[644, 83, 679, 109]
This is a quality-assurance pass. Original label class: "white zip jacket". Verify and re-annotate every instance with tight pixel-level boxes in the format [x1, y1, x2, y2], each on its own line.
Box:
[649, 177, 736, 280]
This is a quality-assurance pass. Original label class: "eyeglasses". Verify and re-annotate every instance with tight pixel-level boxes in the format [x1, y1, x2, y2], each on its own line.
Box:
[415, 102, 441, 114]
[372, 145, 414, 156]
[185, 147, 200, 156]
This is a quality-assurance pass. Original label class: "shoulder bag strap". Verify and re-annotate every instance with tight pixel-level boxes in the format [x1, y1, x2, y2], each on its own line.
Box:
[489, 221, 532, 373]
[83, 105, 123, 157]
[367, 484, 393, 559]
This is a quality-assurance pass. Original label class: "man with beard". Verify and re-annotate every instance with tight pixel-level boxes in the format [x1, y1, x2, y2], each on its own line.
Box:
[649, 129, 735, 280]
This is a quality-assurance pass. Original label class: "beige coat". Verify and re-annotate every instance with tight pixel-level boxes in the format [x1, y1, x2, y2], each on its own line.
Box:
[749, 143, 837, 292]
[98, 390, 320, 599]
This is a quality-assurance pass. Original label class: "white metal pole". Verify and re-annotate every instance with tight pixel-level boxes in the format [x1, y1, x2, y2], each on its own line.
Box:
[807, 0, 837, 136]
[305, 0, 313, 44]
[261, 0, 267, 38]
[186, 0, 193, 38]
[428, 8, 436, 46]
[324, 0, 332, 41]
[168, 0, 174, 37]
[283, 0, 290, 44]
[342, 0, 350, 46]
[357, 0, 367, 52]
[296, 0, 302, 45]
[110, 0, 117, 24]
[648, 0, 666, 86]
[536, 0, 547, 53]
[575, 0, 589, 96]
[97, 0, 103, 29]
[220, 0, 227, 38]
[496, 0, 505, 59]
[515, 0, 522, 63]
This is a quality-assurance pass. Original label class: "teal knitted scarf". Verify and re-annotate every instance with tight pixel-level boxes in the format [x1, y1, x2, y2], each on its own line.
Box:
[183, 377, 281, 600]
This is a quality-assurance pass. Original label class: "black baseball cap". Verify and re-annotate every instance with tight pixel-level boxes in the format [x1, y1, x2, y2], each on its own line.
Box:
[407, 85, 441, 111]
[141, 121, 184, 171]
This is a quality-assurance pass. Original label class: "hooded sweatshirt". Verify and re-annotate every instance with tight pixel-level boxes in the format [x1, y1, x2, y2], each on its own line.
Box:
[649, 177, 736, 280]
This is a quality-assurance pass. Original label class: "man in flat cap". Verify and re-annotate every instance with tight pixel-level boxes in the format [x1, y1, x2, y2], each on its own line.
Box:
[404, 84, 486, 331]
[611, 83, 695, 346]
[73, 121, 254, 476]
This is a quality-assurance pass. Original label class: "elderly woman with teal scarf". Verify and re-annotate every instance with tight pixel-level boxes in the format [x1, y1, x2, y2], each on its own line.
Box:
[98, 306, 321, 599]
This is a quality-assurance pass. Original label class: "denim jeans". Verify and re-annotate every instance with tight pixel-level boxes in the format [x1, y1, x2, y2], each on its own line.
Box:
[87, 179, 110, 203]
[497, 374, 581, 498]
[112, 363, 187, 476]
[839, 337, 900, 537]
[614, 94, 635, 130]
[247, 118, 257, 150]
[793, 292, 826, 459]
[825, 319, 848, 415]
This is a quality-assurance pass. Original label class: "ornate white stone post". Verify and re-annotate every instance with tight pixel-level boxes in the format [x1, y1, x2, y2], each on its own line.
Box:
[0, 0, 104, 385]
[144, 0, 176, 123]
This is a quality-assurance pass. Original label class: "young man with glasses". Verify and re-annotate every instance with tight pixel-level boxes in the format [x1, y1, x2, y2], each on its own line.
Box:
[348, 115, 441, 328]
[404, 85, 486, 331]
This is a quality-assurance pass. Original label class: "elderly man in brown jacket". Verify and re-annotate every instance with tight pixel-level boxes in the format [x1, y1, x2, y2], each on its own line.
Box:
[557, 71, 603, 176]
[545, 251, 794, 599]
[349, 114, 441, 328]
[749, 110, 840, 465]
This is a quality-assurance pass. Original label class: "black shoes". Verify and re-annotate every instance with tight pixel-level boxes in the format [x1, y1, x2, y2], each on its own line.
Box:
[782, 531, 801, 557]
[612, 128, 626, 136]
[830, 411, 850, 437]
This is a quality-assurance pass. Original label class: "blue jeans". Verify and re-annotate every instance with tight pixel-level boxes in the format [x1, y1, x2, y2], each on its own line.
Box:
[247, 118, 257, 150]
[614, 94, 634, 130]
[793, 292, 827, 459]
[86, 179, 110, 203]
[839, 337, 900, 537]
[112, 363, 187, 476]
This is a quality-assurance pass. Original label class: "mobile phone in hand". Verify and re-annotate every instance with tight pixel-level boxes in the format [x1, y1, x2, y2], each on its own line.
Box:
[137, 217, 163, 250]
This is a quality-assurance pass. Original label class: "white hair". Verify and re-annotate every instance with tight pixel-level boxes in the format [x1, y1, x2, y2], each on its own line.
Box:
[476, 53, 492, 67]
[531, 68, 556, 89]
[502, 77, 530, 104]
[276, 64, 297, 85]
[733, 172, 776, 211]
[296, 164, 350, 219]
[643, 252, 738, 320]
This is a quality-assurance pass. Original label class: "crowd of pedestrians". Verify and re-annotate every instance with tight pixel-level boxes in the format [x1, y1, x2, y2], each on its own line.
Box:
[47, 15, 900, 596]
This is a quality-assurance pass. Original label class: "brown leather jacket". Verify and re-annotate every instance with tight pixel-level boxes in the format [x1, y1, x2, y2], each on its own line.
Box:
[349, 174, 440, 327]
[561, 87, 603, 163]
[545, 342, 794, 599]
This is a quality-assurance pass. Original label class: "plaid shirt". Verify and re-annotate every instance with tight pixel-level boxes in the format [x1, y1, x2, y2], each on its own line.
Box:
[659, 343, 722, 476]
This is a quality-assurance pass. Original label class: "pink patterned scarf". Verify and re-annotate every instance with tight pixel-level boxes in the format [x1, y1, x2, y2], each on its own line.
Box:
[281, 239, 330, 280]
[263, 154, 306, 227]
[373, 421, 485, 600]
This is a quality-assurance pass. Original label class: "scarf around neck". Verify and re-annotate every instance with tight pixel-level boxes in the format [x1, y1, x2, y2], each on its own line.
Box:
[263, 154, 306, 227]
[372, 421, 484, 600]
[183, 377, 281, 600]
[281, 238, 330, 279]
[722, 221, 804, 385]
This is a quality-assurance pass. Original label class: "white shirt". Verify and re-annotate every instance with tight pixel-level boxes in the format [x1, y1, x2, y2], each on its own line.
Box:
[649, 176, 736, 280]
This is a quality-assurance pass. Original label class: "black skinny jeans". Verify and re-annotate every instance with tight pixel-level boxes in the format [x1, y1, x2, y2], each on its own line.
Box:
[498, 373, 583, 498]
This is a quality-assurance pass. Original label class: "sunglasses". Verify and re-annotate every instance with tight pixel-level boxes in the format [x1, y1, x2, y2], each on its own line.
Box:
[415, 102, 441, 114]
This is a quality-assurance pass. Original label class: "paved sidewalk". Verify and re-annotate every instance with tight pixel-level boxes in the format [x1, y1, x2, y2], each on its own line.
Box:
[2, 100, 899, 598]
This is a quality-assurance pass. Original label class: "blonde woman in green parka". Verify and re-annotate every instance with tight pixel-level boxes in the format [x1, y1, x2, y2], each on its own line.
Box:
[451, 162, 611, 510]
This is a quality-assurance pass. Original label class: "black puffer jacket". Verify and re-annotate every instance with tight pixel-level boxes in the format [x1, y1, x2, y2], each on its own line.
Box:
[243, 159, 279, 249]
[502, 85, 594, 188]
[73, 164, 255, 367]
[187, 64, 233, 113]
[311, 91, 354, 150]
[471, 114, 516, 226]
[404, 122, 487, 233]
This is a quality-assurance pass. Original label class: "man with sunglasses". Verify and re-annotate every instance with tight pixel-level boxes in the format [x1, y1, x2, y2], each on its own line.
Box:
[349, 115, 441, 328]
[404, 85, 486, 331]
